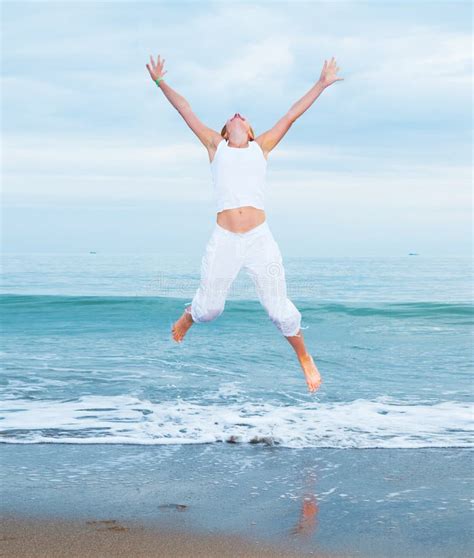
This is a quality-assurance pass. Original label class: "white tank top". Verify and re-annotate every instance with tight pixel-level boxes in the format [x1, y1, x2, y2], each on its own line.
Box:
[210, 139, 267, 213]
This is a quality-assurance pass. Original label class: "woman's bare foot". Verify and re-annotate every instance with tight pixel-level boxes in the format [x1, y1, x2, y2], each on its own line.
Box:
[171, 308, 194, 343]
[298, 354, 322, 393]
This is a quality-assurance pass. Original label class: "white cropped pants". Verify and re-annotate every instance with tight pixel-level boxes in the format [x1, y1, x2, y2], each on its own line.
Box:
[184, 221, 302, 337]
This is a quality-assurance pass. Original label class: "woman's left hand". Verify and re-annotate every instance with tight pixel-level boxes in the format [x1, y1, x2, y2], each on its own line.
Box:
[318, 57, 344, 88]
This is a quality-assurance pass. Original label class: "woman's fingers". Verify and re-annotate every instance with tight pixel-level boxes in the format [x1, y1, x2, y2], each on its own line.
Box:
[322, 57, 340, 72]
[146, 53, 168, 81]
[150, 54, 166, 71]
[326, 58, 341, 73]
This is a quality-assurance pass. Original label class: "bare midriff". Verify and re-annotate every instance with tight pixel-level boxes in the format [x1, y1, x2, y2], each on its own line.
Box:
[216, 206, 266, 233]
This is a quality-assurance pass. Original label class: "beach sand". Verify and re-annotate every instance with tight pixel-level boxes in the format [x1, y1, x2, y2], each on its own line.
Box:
[1, 444, 472, 557]
[0, 515, 342, 558]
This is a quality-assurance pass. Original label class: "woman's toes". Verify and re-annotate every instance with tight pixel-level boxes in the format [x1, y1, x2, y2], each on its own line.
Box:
[171, 324, 181, 342]
[171, 312, 193, 344]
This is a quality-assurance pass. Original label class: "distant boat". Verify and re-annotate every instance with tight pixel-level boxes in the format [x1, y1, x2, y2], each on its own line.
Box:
[89, 251, 97, 254]
[408, 252, 419, 256]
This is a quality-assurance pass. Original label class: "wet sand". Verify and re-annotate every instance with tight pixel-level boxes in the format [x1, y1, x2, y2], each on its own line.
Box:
[2, 444, 473, 557]
[0, 515, 343, 558]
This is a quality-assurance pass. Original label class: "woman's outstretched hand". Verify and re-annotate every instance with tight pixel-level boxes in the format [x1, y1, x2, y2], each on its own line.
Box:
[318, 57, 343, 88]
[146, 54, 168, 82]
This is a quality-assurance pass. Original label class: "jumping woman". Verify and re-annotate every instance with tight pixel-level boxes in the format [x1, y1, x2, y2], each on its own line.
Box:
[146, 55, 343, 393]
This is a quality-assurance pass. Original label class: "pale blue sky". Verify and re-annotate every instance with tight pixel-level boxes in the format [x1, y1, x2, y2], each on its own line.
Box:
[2, 0, 472, 256]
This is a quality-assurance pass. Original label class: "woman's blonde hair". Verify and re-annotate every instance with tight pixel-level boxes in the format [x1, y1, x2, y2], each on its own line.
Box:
[220, 122, 255, 141]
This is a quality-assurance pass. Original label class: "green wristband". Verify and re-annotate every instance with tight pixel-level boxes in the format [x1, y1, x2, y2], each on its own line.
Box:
[154, 76, 164, 86]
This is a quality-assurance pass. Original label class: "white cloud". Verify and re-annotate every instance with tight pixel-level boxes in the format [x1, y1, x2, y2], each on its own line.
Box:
[3, 136, 470, 219]
[1, 1, 471, 254]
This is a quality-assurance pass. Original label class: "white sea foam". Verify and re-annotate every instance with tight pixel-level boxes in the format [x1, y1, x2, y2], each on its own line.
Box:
[0, 394, 472, 448]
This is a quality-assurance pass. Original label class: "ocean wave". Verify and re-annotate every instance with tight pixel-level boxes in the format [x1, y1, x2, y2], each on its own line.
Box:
[0, 394, 472, 449]
[1, 293, 472, 320]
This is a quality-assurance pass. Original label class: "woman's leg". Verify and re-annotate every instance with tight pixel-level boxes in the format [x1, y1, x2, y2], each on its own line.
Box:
[243, 229, 322, 392]
[172, 226, 243, 343]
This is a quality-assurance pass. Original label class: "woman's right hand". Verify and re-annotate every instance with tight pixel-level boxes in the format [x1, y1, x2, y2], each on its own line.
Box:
[146, 54, 168, 82]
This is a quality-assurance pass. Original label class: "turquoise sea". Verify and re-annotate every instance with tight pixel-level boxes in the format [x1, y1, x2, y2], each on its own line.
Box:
[1, 252, 472, 556]
[1, 253, 472, 449]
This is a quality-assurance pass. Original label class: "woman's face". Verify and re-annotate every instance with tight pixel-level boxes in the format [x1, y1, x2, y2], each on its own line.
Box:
[226, 113, 251, 137]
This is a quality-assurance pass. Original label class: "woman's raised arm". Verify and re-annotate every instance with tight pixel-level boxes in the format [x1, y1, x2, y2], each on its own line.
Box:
[146, 54, 219, 149]
[256, 57, 344, 155]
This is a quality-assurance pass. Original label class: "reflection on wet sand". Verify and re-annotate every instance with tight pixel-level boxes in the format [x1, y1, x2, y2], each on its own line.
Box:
[289, 470, 320, 538]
